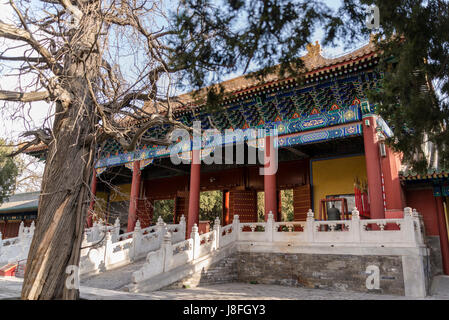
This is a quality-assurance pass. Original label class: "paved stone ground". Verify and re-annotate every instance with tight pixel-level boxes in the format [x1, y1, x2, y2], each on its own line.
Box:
[142, 283, 437, 300]
[2, 277, 449, 300]
[0, 277, 23, 300]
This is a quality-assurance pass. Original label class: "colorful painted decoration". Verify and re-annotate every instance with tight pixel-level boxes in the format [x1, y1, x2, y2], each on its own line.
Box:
[94, 70, 384, 169]
[96, 167, 107, 176]
[310, 108, 320, 115]
[330, 104, 340, 111]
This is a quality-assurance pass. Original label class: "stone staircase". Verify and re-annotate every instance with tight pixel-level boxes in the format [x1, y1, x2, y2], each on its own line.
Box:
[80, 258, 147, 291]
[162, 253, 238, 289]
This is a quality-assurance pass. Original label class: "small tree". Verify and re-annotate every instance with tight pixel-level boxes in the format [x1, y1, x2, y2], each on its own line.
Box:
[0, 139, 19, 203]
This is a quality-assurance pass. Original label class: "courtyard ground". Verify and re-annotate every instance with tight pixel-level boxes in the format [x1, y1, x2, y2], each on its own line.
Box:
[2, 276, 449, 300]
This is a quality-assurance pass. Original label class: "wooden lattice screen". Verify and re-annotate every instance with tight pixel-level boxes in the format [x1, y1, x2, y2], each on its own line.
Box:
[229, 190, 258, 223]
[293, 184, 312, 221]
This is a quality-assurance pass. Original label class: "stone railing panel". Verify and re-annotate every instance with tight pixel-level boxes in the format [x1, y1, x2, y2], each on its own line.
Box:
[170, 238, 194, 270]
[220, 224, 235, 248]
[107, 236, 134, 268]
[312, 220, 353, 243]
[132, 249, 165, 283]
[273, 221, 307, 242]
[238, 222, 267, 242]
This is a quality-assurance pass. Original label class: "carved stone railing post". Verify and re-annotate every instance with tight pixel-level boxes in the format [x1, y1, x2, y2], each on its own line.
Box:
[213, 216, 221, 249]
[351, 207, 361, 243]
[412, 209, 424, 245]
[81, 232, 88, 247]
[104, 231, 113, 269]
[91, 222, 100, 242]
[132, 220, 142, 259]
[306, 209, 315, 243]
[266, 211, 274, 242]
[162, 232, 173, 272]
[233, 214, 240, 241]
[112, 218, 120, 242]
[403, 207, 418, 244]
[156, 216, 166, 247]
[191, 224, 200, 260]
[29, 221, 35, 236]
[18, 221, 25, 240]
[179, 215, 186, 240]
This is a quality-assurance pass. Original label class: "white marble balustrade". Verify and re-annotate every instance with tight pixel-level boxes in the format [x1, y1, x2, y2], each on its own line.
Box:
[132, 207, 426, 285]
[0, 221, 35, 264]
[79, 215, 186, 275]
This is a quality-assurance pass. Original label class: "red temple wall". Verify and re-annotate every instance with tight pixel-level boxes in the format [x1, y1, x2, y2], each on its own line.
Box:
[405, 188, 440, 236]
[0, 220, 33, 239]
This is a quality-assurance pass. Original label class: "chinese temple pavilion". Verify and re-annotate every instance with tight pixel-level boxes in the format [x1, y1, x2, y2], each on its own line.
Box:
[25, 40, 449, 277]
[0, 192, 38, 239]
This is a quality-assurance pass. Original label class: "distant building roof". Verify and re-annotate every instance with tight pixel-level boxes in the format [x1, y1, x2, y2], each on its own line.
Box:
[400, 170, 449, 182]
[0, 192, 40, 214]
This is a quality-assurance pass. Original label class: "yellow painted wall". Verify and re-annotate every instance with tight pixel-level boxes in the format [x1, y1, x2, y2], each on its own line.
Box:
[94, 191, 109, 219]
[93, 184, 131, 221]
[311, 155, 367, 217]
[109, 184, 131, 202]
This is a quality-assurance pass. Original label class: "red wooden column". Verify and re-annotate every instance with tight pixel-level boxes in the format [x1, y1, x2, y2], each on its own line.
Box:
[223, 190, 230, 225]
[382, 146, 406, 218]
[362, 117, 385, 219]
[436, 197, 449, 275]
[87, 167, 97, 227]
[127, 161, 141, 232]
[187, 149, 201, 237]
[264, 135, 277, 221]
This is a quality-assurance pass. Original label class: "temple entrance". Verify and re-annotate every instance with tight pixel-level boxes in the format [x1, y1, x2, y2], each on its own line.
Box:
[153, 199, 175, 224]
[280, 189, 294, 222]
[258, 189, 294, 222]
[198, 190, 223, 233]
[257, 191, 264, 222]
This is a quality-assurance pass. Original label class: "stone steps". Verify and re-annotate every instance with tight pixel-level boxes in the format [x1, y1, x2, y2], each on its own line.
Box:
[80, 258, 147, 291]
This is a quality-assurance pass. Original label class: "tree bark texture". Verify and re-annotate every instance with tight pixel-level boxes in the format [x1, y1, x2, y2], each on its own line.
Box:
[21, 14, 100, 299]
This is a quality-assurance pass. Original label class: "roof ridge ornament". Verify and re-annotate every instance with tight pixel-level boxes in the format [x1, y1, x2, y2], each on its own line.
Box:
[304, 41, 326, 69]
[306, 41, 321, 58]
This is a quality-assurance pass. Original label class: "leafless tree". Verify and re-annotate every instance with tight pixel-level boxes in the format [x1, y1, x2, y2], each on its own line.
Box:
[0, 0, 200, 300]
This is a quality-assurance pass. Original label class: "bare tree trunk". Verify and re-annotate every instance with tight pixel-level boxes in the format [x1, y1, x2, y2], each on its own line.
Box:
[20, 103, 95, 299]
[21, 15, 100, 298]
